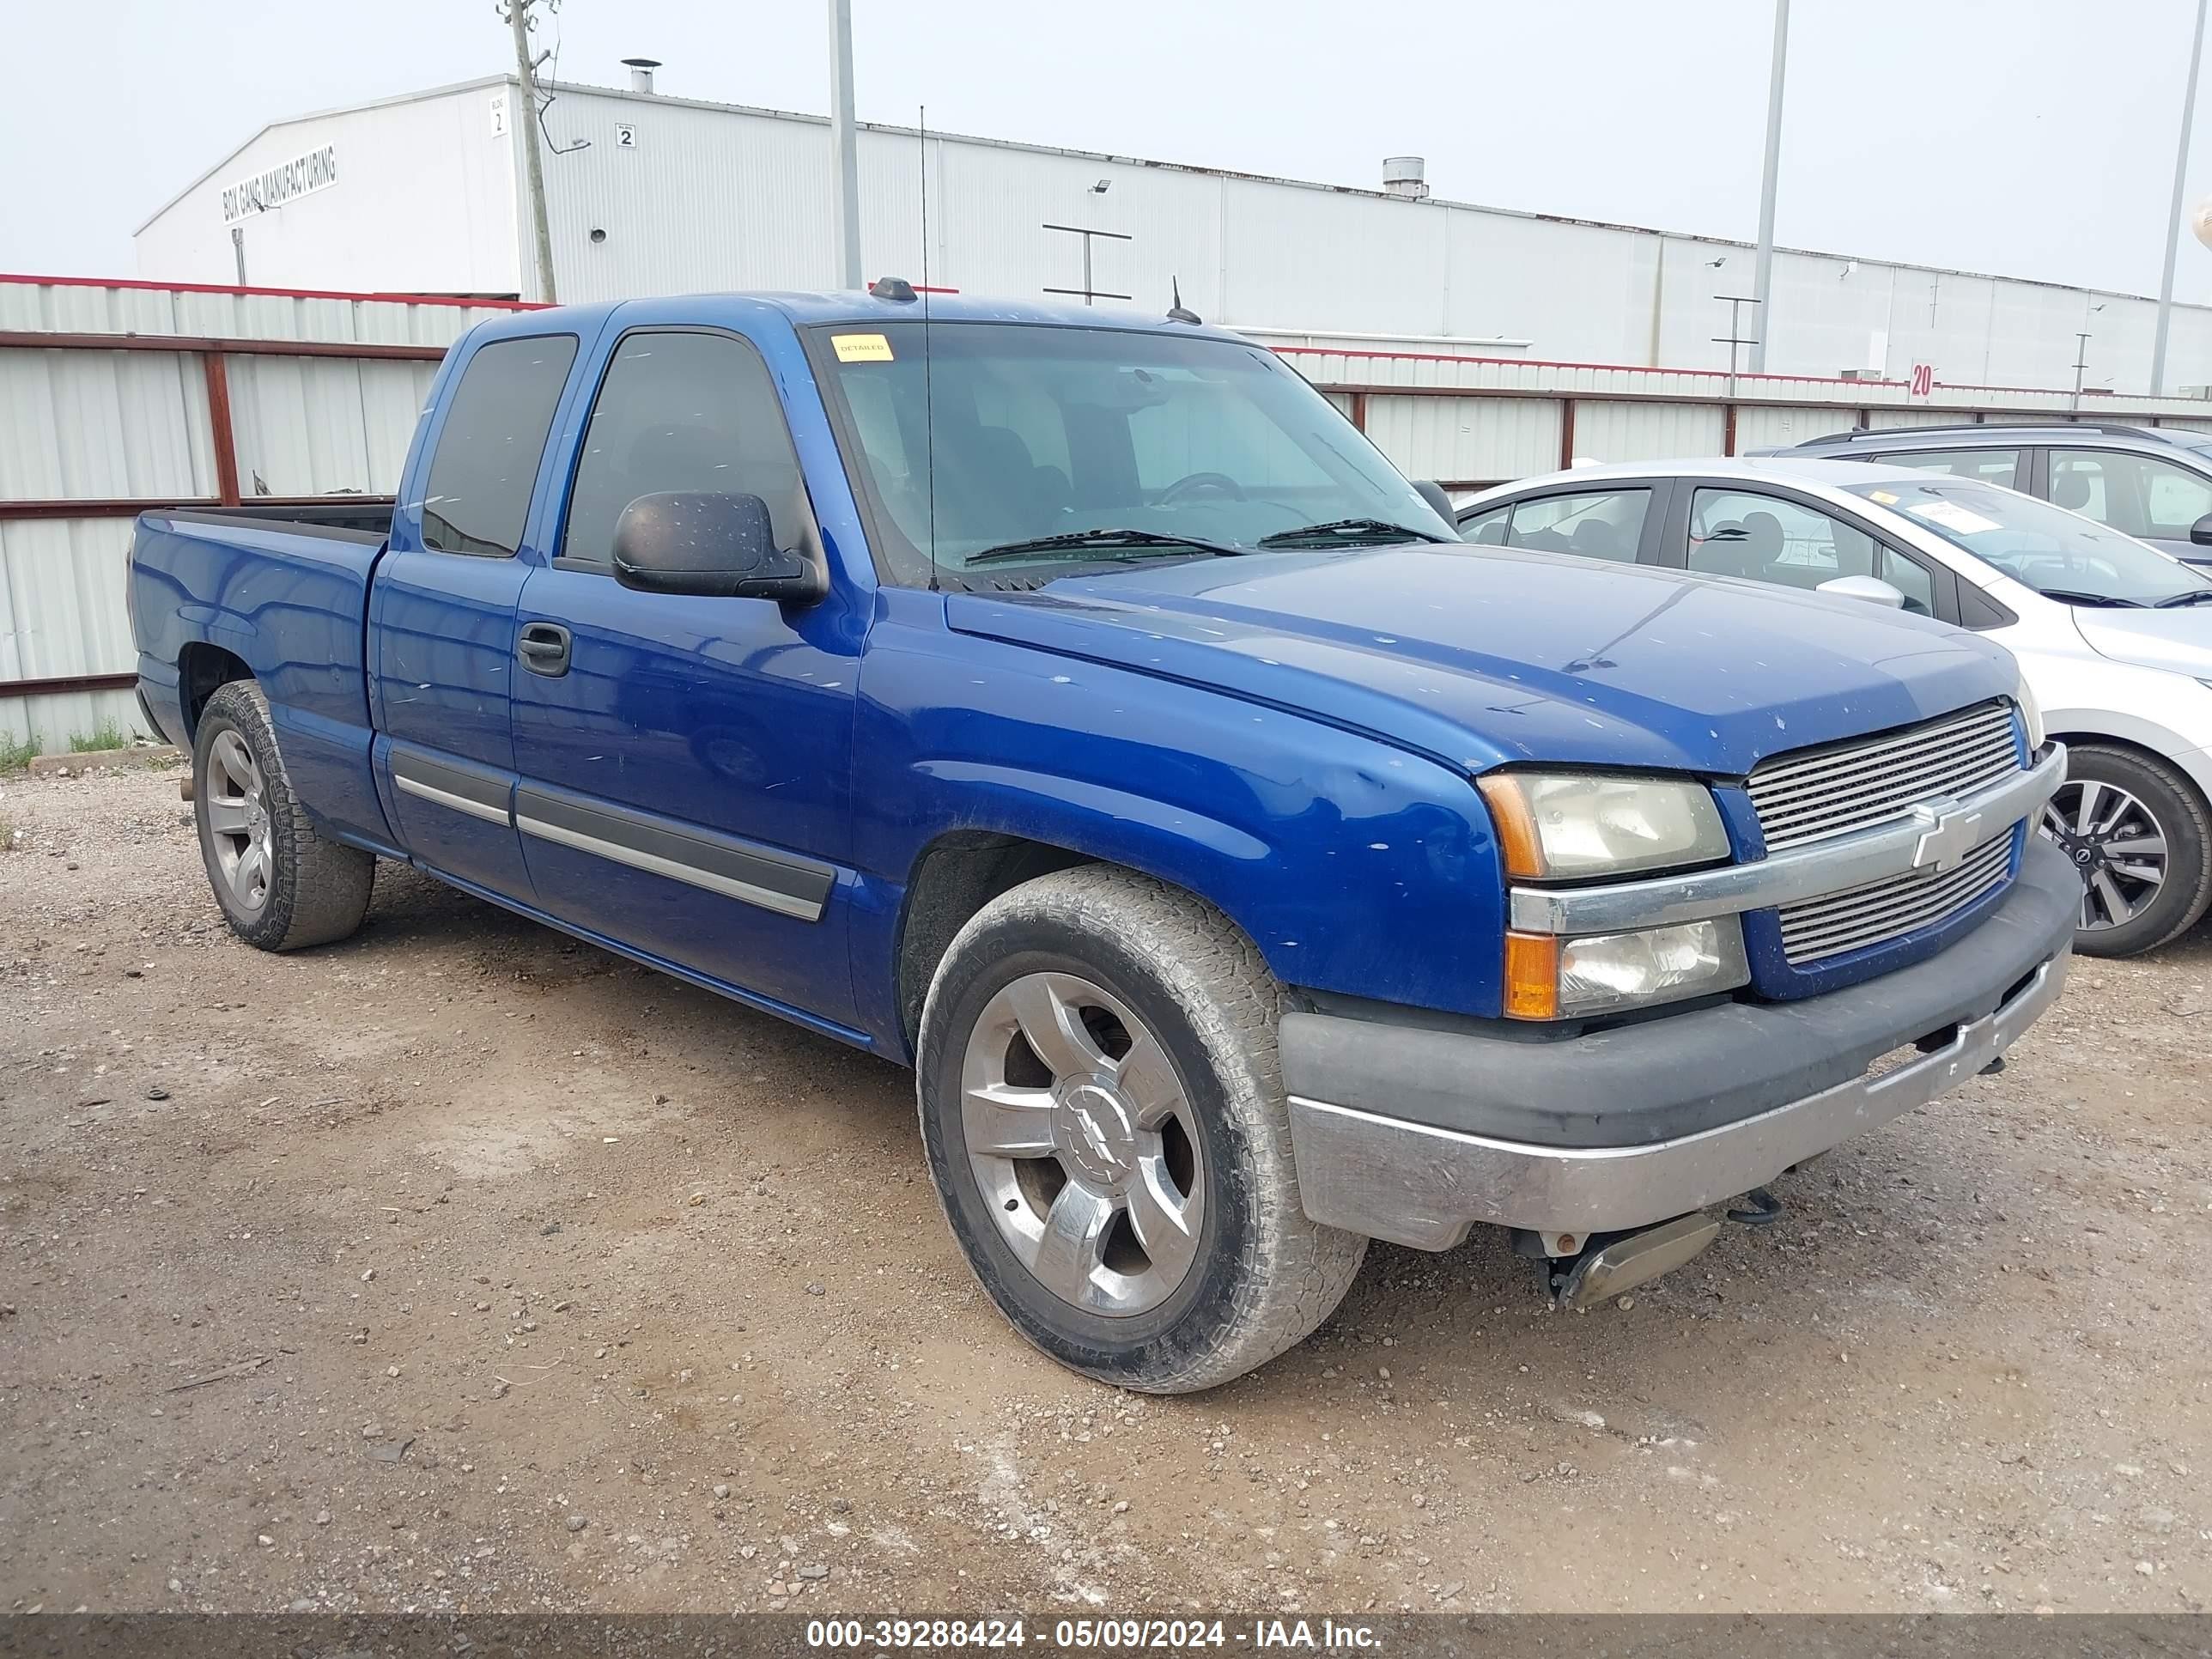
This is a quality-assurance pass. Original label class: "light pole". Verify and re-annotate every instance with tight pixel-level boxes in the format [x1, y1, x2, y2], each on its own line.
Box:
[827, 0, 864, 290]
[2153, 0, 2209, 397]
[1747, 0, 1790, 374]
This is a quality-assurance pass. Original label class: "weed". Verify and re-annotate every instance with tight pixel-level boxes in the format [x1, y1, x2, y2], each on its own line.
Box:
[66, 720, 131, 754]
[0, 731, 39, 774]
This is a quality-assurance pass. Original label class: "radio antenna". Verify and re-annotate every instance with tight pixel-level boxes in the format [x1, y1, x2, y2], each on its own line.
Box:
[920, 104, 939, 592]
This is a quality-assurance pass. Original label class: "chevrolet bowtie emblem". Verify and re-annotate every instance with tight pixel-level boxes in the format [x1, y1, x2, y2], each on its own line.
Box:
[1910, 799, 1985, 873]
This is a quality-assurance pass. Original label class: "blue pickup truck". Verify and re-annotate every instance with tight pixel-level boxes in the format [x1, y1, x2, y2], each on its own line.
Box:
[130, 289, 2077, 1391]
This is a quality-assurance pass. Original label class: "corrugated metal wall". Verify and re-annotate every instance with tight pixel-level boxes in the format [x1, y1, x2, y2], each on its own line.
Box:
[16, 273, 2212, 753]
[127, 76, 2212, 396]
[1364, 396, 1562, 483]
[0, 277, 512, 749]
[513, 82, 2212, 395]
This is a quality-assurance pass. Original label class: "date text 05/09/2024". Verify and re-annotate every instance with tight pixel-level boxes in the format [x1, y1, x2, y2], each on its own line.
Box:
[804, 1618, 1383, 1650]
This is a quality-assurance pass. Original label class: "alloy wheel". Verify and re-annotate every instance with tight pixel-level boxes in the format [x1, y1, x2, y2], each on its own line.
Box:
[204, 728, 274, 913]
[958, 971, 1206, 1317]
[2041, 779, 2167, 932]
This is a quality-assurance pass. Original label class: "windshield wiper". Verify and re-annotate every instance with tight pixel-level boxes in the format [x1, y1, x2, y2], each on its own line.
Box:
[1255, 517, 1449, 548]
[2035, 588, 2148, 609]
[964, 527, 1249, 566]
[2154, 589, 2212, 607]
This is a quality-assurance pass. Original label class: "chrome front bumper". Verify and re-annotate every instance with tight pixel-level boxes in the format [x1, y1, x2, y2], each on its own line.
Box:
[1286, 943, 2069, 1251]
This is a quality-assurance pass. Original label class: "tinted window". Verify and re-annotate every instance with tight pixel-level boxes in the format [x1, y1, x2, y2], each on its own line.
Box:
[1505, 489, 1650, 561]
[1875, 447, 2021, 488]
[2050, 448, 2212, 541]
[1687, 488, 1935, 614]
[562, 331, 809, 569]
[421, 335, 578, 557]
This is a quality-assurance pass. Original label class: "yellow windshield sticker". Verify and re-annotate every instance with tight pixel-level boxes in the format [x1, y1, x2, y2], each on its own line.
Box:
[1867, 489, 1899, 505]
[832, 332, 894, 362]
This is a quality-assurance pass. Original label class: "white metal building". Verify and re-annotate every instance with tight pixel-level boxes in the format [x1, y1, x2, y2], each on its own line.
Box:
[137, 71, 2212, 398]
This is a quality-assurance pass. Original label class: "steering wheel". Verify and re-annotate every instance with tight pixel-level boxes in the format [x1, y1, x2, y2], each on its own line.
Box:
[1157, 471, 1247, 505]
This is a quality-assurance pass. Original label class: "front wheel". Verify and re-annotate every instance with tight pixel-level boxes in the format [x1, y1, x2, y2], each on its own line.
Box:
[915, 866, 1366, 1393]
[2039, 743, 2212, 957]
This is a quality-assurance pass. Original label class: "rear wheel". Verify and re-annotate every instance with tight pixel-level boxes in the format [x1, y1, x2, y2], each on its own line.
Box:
[2040, 743, 2212, 957]
[193, 680, 375, 951]
[915, 866, 1365, 1393]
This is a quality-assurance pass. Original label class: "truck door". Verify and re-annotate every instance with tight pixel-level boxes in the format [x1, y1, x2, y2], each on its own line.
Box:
[509, 325, 862, 1027]
[371, 331, 582, 901]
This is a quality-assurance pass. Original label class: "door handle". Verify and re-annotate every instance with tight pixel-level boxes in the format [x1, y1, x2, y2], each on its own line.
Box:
[517, 623, 572, 677]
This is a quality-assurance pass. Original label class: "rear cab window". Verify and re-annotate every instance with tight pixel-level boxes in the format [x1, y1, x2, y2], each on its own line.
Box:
[419, 335, 580, 557]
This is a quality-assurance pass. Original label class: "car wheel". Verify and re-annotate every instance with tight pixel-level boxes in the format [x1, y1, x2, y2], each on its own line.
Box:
[915, 866, 1366, 1393]
[193, 680, 376, 951]
[2039, 742, 2212, 957]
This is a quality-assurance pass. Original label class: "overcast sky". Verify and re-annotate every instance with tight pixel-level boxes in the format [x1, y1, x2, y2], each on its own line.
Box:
[4, 0, 2207, 299]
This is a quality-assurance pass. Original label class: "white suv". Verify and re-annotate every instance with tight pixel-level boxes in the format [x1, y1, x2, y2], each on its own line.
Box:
[1456, 457, 2212, 957]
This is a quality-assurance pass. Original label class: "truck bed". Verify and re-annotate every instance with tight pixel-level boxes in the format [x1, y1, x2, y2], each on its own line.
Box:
[130, 501, 396, 852]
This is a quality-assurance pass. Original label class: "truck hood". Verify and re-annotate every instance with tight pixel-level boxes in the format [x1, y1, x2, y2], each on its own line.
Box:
[2069, 605, 2212, 679]
[946, 545, 2016, 777]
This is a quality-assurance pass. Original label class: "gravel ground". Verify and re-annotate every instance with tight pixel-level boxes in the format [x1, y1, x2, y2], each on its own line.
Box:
[3, 760, 2209, 1617]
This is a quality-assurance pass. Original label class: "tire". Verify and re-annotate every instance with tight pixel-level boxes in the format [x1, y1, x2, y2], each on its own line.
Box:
[2041, 742, 2212, 958]
[915, 866, 1366, 1393]
[192, 680, 375, 951]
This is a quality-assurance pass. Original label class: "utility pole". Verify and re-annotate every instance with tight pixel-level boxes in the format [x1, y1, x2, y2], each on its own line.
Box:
[501, 0, 559, 304]
[2072, 331, 2093, 412]
[827, 0, 864, 289]
[2153, 0, 2209, 396]
[1747, 0, 1790, 374]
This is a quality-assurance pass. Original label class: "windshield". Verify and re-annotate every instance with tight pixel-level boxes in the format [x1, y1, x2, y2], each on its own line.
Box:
[1846, 477, 2212, 606]
[811, 321, 1452, 584]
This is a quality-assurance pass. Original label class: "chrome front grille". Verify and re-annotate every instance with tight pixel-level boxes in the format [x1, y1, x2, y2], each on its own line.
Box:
[1748, 700, 2026, 966]
[1776, 830, 2014, 963]
[1748, 700, 2021, 852]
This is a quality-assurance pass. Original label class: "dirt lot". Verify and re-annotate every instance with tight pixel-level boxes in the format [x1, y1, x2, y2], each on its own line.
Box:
[3, 759, 2209, 1618]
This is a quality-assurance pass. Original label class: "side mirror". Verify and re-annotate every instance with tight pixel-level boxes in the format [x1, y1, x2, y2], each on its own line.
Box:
[612, 491, 826, 602]
[1411, 479, 1457, 526]
[2189, 511, 2212, 547]
[1816, 574, 1908, 610]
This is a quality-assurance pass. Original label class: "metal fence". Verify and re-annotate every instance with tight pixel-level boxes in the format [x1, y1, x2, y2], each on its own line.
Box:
[0, 275, 528, 745]
[10, 274, 2212, 748]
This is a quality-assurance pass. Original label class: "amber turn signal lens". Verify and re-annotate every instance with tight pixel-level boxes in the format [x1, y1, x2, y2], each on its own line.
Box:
[1475, 774, 1545, 879]
[1502, 930, 1560, 1021]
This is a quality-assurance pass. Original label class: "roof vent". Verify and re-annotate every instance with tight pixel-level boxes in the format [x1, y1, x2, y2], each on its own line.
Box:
[623, 57, 662, 94]
[1382, 156, 1429, 200]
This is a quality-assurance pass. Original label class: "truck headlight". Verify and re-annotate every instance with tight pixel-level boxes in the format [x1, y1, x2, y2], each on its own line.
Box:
[1477, 771, 1730, 879]
[1504, 918, 1751, 1020]
[2014, 678, 2045, 751]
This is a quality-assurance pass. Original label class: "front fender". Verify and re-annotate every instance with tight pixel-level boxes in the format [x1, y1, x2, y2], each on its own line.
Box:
[2044, 702, 2212, 808]
[848, 596, 1506, 1053]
